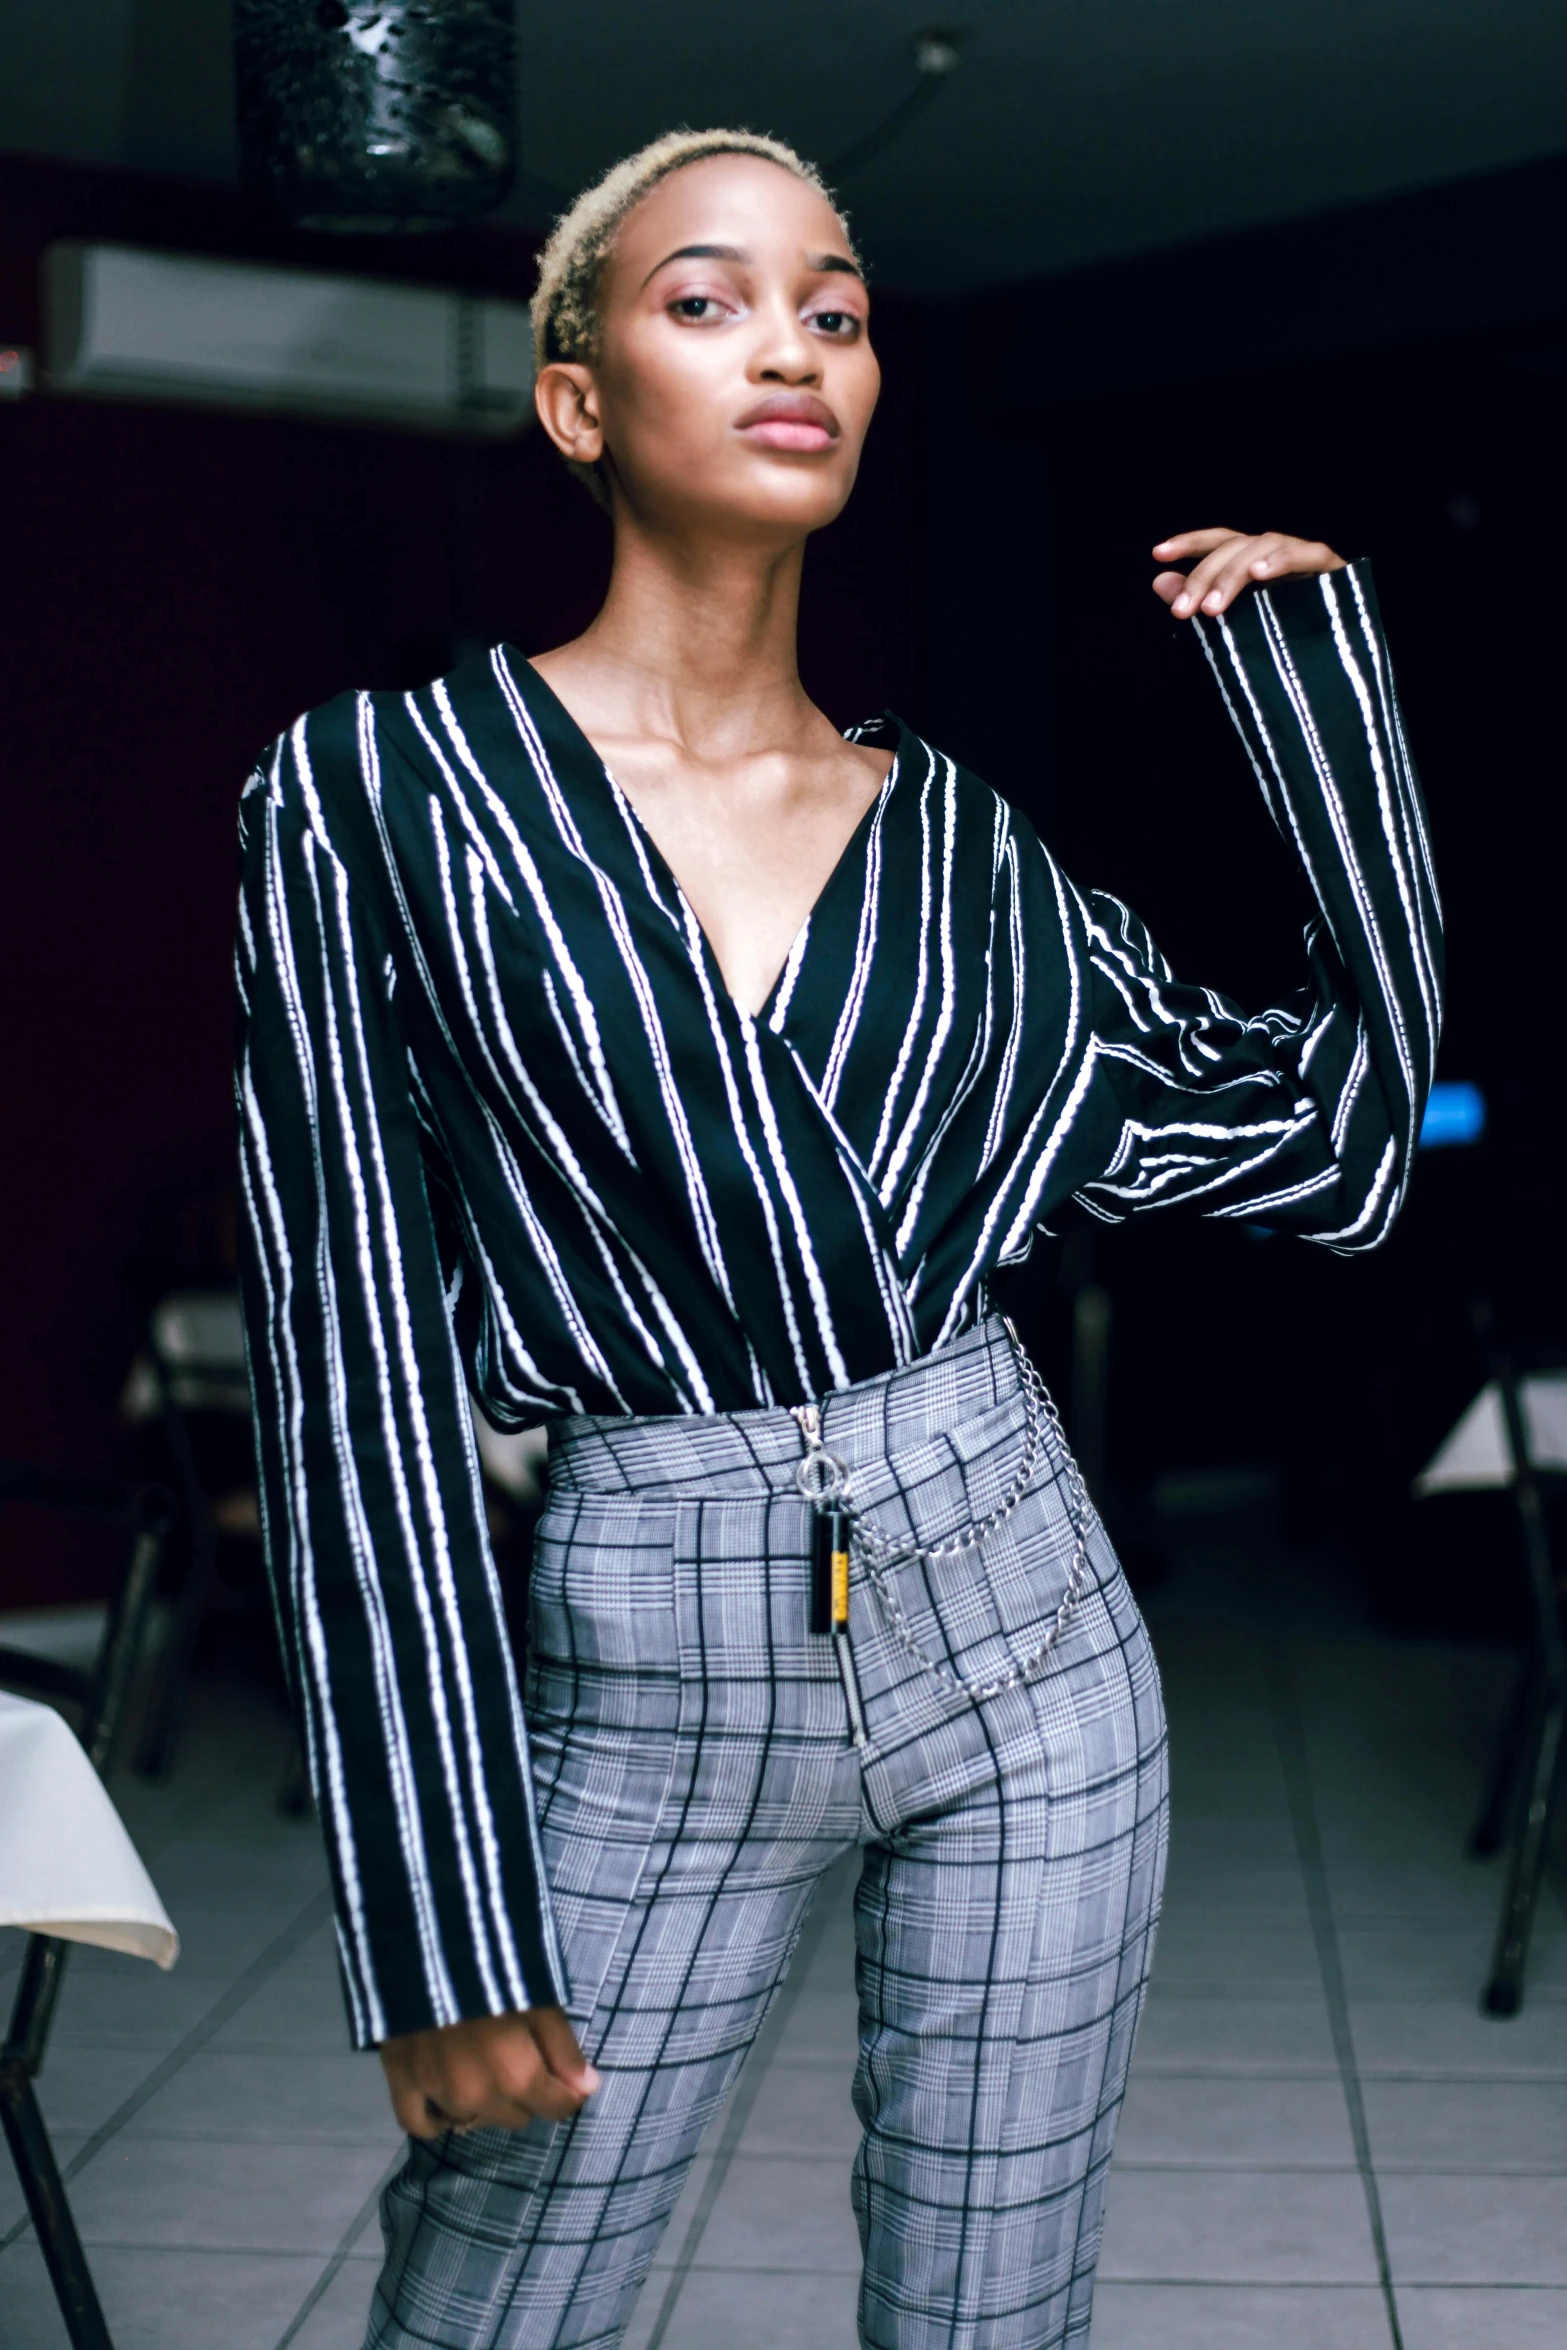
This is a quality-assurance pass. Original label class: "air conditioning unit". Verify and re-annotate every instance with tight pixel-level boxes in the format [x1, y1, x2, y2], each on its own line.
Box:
[44, 243, 535, 437]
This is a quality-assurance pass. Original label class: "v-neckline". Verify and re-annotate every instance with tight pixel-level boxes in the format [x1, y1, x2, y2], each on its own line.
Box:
[511, 652, 901, 1028]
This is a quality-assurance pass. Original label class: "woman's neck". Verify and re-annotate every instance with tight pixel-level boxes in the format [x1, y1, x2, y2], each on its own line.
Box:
[537, 514, 822, 760]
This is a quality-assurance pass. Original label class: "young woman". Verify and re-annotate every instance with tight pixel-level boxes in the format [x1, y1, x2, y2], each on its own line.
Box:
[236, 128, 1441, 2350]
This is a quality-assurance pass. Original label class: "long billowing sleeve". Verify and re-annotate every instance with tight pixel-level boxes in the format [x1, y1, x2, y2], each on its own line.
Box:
[234, 717, 567, 2048]
[1073, 560, 1442, 1247]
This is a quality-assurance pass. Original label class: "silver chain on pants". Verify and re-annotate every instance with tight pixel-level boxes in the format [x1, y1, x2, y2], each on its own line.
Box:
[793, 1322, 1094, 1705]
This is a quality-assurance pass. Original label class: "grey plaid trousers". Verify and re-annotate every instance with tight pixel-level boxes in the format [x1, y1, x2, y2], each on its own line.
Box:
[369, 1317, 1169, 2349]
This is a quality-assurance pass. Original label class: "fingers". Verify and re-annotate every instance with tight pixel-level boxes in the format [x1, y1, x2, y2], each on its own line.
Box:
[1166, 539, 1248, 619]
[529, 2007, 601, 2100]
[486, 2032, 581, 2126]
[1191, 532, 1290, 617]
[385, 2071, 442, 2141]
[378, 2012, 602, 2141]
[380, 2045, 467, 2141]
[1152, 528, 1238, 562]
[1152, 530, 1347, 620]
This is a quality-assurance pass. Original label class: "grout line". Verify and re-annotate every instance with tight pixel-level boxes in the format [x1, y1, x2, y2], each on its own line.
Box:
[1115, 2063, 1567, 2082]
[0, 1884, 335, 2252]
[274, 2149, 404, 2348]
[638, 1876, 848, 2350]
[1266, 1645, 1405, 2350]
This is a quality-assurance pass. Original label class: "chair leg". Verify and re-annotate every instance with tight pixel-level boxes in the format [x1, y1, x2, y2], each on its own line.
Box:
[79, 1512, 168, 1779]
[1470, 1649, 1538, 1859]
[7, 1936, 71, 2078]
[134, 1509, 217, 1780]
[0, 2055, 114, 2350]
[1482, 1678, 1567, 2017]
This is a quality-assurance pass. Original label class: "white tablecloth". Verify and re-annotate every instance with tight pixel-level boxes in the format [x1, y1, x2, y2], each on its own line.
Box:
[1414, 1372, 1567, 1496]
[0, 1692, 178, 1966]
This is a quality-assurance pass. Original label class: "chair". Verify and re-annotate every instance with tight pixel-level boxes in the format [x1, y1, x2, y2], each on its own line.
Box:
[1459, 1308, 1567, 2016]
[0, 1463, 172, 2350]
[123, 1291, 256, 1779]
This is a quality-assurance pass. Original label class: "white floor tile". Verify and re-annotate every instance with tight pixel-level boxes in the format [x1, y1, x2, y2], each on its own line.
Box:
[1338, 1924, 1567, 2003]
[65, 2135, 395, 2253]
[1158, 1862, 1310, 1921]
[1396, 2285, 1567, 2348]
[768, 1980, 860, 2068]
[650, 2154, 715, 2271]
[45, 1965, 231, 2049]
[1348, 1999, 1567, 2079]
[1097, 2169, 1379, 2284]
[1148, 1922, 1322, 1995]
[639, 2262, 859, 2347]
[1327, 1860, 1564, 1925]
[1132, 1992, 1338, 2073]
[0, 2240, 325, 2350]
[736, 2055, 861, 2156]
[1113, 2074, 1355, 2168]
[1363, 2077, 1567, 2171]
[120, 2047, 401, 2143]
[690, 2152, 860, 2273]
[213, 1965, 356, 2052]
[1089, 2280, 1393, 2348]
[282, 2256, 381, 2350]
[1378, 2173, 1567, 2285]
[34, 2043, 173, 2134]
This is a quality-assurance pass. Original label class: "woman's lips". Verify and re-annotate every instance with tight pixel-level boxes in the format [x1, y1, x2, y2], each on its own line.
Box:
[735, 395, 840, 453]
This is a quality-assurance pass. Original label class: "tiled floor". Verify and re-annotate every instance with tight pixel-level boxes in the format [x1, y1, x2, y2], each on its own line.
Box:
[3, 1514, 1564, 2348]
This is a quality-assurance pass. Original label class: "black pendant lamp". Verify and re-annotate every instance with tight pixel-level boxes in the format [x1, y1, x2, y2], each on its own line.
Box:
[235, 2, 517, 233]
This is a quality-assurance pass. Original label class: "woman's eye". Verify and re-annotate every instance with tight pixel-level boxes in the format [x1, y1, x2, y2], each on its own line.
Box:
[811, 310, 863, 339]
[669, 295, 728, 324]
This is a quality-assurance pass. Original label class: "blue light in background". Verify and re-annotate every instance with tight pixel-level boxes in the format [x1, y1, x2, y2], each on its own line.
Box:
[1419, 1081, 1486, 1149]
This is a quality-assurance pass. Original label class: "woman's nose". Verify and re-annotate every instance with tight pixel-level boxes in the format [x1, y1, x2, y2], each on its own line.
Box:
[751, 306, 820, 383]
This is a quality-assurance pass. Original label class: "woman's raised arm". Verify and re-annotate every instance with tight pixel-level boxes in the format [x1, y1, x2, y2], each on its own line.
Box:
[1070, 545, 1442, 1247]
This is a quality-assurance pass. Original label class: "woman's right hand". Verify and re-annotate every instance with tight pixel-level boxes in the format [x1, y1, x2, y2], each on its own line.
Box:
[379, 2007, 600, 2139]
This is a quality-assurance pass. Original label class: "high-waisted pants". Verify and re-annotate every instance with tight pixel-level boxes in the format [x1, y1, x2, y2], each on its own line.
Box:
[368, 1316, 1169, 2350]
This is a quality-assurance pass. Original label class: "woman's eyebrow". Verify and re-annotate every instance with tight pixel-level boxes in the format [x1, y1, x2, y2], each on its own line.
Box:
[640, 243, 864, 290]
[641, 242, 745, 288]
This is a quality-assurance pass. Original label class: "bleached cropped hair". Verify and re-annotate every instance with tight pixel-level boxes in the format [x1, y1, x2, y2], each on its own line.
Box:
[531, 127, 858, 503]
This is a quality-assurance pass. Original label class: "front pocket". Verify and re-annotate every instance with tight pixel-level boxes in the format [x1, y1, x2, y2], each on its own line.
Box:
[524, 1493, 684, 2033]
[843, 1385, 1049, 1559]
[858, 1411, 1094, 1696]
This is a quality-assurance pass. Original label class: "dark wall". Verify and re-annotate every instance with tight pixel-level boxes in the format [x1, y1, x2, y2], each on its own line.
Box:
[901, 152, 1567, 1629]
[995, 331, 1564, 1626]
[0, 157, 921, 1605]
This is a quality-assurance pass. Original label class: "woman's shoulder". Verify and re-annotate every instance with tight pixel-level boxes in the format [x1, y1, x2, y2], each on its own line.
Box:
[243, 643, 511, 835]
[869, 711, 1058, 866]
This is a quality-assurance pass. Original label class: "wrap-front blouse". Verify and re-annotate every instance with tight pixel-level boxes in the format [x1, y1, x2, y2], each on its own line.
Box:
[235, 559, 1442, 2043]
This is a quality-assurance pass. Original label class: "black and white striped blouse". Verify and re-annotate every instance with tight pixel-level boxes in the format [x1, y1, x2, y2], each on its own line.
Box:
[235, 558, 1441, 2043]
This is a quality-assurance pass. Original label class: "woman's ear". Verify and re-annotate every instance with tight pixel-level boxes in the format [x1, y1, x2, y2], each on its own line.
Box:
[534, 362, 605, 467]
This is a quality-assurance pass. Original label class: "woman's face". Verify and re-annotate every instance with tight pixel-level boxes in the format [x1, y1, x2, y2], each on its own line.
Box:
[537, 153, 880, 542]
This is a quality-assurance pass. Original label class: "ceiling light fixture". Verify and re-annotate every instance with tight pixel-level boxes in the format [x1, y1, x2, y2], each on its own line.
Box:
[234, 1, 517, 234]
[828, 28, 969, 181]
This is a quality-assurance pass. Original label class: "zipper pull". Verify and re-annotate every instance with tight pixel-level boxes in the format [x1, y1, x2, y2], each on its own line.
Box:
[829, 1508, 850, 1631]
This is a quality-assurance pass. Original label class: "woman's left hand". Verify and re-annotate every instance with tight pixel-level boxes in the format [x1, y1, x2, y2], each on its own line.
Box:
[1152, 528, 1346, 621]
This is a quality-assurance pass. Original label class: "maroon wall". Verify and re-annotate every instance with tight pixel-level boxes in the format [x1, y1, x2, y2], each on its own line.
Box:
[0, 157, 922, 1604]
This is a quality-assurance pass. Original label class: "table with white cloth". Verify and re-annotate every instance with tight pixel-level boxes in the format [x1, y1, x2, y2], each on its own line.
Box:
[1413, 1366, 1567, 2019]
[1414, 1372, 1567, 1495]
[0, 1689, 177, 1963]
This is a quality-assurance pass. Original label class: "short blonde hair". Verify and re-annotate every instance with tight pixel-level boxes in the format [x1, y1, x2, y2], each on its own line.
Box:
[532, 127, 858, 504]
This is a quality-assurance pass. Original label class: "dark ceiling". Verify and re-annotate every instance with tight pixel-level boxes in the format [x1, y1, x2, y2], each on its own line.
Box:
[4, 1, 1566, 290]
